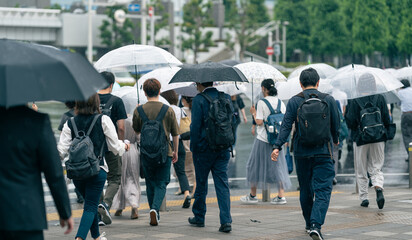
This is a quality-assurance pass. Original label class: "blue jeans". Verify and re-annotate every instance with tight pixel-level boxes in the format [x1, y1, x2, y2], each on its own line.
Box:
[295, 156, 335, 229]
[73, 170, 107, 240]
[142, 157, 172, 211]
[192, 151, 232, 225]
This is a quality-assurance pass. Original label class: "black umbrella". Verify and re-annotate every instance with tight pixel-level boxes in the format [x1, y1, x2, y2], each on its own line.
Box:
[169, 61, 248, 84]
[0, 39, 107, 108]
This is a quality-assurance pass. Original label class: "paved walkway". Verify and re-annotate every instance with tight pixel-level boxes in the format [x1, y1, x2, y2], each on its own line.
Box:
[45, 186, 412, 240]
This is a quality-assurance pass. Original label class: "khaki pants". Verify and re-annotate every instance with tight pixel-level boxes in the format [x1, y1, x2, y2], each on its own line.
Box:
[101, 151, 122, 208]
[354, 142, 385, 201]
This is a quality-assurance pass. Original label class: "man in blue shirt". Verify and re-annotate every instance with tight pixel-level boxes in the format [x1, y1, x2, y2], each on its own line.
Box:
[271, 68, 340, 240]
[188, 82, 233, 233]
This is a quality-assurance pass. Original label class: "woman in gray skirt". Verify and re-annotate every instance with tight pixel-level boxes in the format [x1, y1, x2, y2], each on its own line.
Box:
[241, 79, 291, 205]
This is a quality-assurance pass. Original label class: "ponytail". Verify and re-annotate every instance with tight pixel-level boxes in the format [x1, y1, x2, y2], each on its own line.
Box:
[261, 79, 278, 96]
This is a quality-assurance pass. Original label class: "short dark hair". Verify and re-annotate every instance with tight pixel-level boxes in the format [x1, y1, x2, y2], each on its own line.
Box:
[161, 90, 178, 105]
[401, 79, 410, 89]
[75, 93, 100, 115]
[261, 79, 278, 96]
[143, 78, 161, 97]
[64, 101, 75, 109]
[299, 68, 320, 87]
[200, 82, 213, 87]
[101, 71, 115, 89]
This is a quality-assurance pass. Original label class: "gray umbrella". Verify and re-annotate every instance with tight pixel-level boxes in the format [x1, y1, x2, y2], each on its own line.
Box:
[169, 61, 248, 84]
[0, 39, 107, 108]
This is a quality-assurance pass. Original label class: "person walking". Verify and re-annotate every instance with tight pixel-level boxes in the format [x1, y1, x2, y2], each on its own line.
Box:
[112, 116, 141, 219]
[271, 68, 340, 240]
[132, 79, 179, 226]
[58, 94, 129, 240]
[0, 105, 73, 240]
[97, 71, 128, 226]
[345, 73, 391, 210]
[398, 79, 412, 160]
[181, 96, 196, 194]
[188, 82, 234, 233]
[241, 79, 291, 205]
[161, 90, 192, 208]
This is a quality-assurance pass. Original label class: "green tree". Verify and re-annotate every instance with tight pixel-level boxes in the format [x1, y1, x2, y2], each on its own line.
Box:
[352, 0, 390, 63]
[99, 6, 134, 50]
[274, 0, 310, 58]
[227, 0, 269, 60]
[307, 0, 349, 60]
[396, 1, 412, 60]
[181, 0, 215, 62]
[386, 0, 405, 65]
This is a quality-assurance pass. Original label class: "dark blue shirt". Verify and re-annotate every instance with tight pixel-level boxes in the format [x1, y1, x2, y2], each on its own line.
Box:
[190, 87, 234, 153]
[274, 89, 340, 158]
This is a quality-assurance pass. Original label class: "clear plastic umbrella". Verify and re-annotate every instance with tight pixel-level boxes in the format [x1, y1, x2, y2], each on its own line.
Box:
[234, 62, 286, 104]
[94, 44, 182, 73]
[112, 86, 169, 115]
[288, 63, 337, 80]
[276, 77, 333, 100]
[337, 64, 366, 74]
[396, 66, 412, 82]
[135, 67, 191, 93]
[214, 82, 247, 96]
[330, 67, 404, 99]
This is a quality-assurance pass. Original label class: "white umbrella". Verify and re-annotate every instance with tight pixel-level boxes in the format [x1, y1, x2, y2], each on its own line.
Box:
[214, 82, 247, 96]
[337, 64, 366, 74]
[276, 77, 333, 100]
[396, 66, 412, 82]
[112, 86, 169, 115]
[289, 63, 337, 80]
[234, 62, 286, 104]
[135, 67, 191, 93]
[94, 44, 182, 73]
[330, 67, 404, 99]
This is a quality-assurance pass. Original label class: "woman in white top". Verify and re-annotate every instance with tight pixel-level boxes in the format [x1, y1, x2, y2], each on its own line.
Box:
[58, 94, 129, 240]
[241, 79, 291, 205]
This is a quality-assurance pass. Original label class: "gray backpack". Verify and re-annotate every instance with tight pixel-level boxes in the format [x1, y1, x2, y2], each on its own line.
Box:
[66, 114, 104, 180]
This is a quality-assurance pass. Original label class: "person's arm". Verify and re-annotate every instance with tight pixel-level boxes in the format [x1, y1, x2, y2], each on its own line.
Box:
[328, 97, 340, 145]
[116, 119, 125, 140]
[240, 108, 248, 123]
[57, 121, 72, 160]
[190, 96, 203, 152]
[102, 115, 128, 156]
[344, 100, 358, 130]
[252, 100, 264, 126]
[272, 99, 297, 160]
[132, 108, 142, 134]
[38, 116, 72, 232]
[172, 135, 179, 163]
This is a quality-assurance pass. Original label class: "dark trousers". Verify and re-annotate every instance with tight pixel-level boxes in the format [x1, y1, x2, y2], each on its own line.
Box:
[295, 156, 335, 229]
[401, 112, 412, 156]
[143, 157, 172, 211]
[73, 170, 107, 239]
[192, 151, 232, 225]
[0, 231, 43, 240]
[173, 140, 190, 193]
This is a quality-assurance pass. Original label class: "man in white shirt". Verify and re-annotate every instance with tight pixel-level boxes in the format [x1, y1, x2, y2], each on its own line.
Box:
[398, 79, 412, 160]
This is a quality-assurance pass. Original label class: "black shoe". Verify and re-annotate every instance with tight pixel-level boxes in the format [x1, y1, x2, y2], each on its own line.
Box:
[309, 227, 323, 240]
[98, 202, 112, 225]
[360, 199, 369, 207]
[376, 188, 385, 209]
[305, 226, 310, 234]
[332, 178, 337, 185]
[219, 223, 232, 233]
[188, 217, 204, 227]
[182, 195, 191, 208]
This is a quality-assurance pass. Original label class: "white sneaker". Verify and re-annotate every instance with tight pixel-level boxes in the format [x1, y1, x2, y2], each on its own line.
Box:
[240, 194, 258, 204]
[99, 232, 107, 240]
[271, 196, 287, 205]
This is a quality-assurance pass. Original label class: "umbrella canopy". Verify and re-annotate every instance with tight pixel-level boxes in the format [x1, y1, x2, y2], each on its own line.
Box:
[174, 84, 198, 97]
[337, 64, 366, 74]
[276, 77, 333, 100]
[0, 39, 107, 108]
[94, 44, 182, 73]
[112, 86, 169, 115]
[214, 82, 247, 96]
[219, 59, 241, 67]
[234, 62, 287, 83]
[288, 63, 337, 80]
[396, 66, 412, 82]
[135, 67, 191, 93]
[169, 62, 248, 84]
[330, 67, 404, 99]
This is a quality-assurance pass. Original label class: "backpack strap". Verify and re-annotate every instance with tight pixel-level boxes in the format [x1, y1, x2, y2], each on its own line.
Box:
[70, 117, 79, 138]
[371, 95, 379, 107]
[86, 114, 101, 136]
[200, 92, 213, 103]
[137, 105, 149, 122]
[103, 95, 116, 110]
[297, 92, 305, 99]
[261, 99, 276, 115]
[276, 99, 282, 113]
[156, 104, 169, 122]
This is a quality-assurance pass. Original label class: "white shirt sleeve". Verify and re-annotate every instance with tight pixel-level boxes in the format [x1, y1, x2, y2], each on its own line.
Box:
[280, 100, 286, 114]
[57, 121, 72, 160]
[255, 100, 265, 120]
[101, 115, 126, 156]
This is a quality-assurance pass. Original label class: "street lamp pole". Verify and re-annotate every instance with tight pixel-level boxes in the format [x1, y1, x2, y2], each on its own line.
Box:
[87, 0, 93, 62]
[282, 21, 289, 63]
[268, 31, 272, 65]
[141, 0, 147, 45]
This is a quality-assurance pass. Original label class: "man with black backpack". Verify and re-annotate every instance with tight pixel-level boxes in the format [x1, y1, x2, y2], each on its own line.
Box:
[97, 71, 128, 226]
[133, 78, 179, 227]
[271, 68, 340, 240]
[345, 73, 390, 210]
[188, 81, 235, 233]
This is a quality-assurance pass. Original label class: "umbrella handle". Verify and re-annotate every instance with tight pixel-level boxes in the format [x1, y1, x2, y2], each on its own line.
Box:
[135, 64, 139, 105]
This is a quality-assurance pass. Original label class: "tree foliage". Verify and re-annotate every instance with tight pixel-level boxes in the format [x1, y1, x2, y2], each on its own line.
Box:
[397, 1, 412, 55]
[99, 6, 134, 50]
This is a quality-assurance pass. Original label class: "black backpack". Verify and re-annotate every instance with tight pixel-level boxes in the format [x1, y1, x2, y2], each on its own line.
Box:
[261, 99, 284, 145]
[355, 95, 387, 145]
[66, 114, 104, 180]
[200, 92, 235, 152]
[100, 95, 116, 117]
[137, 104, 169, 168]
[297, 92, 331, 146]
